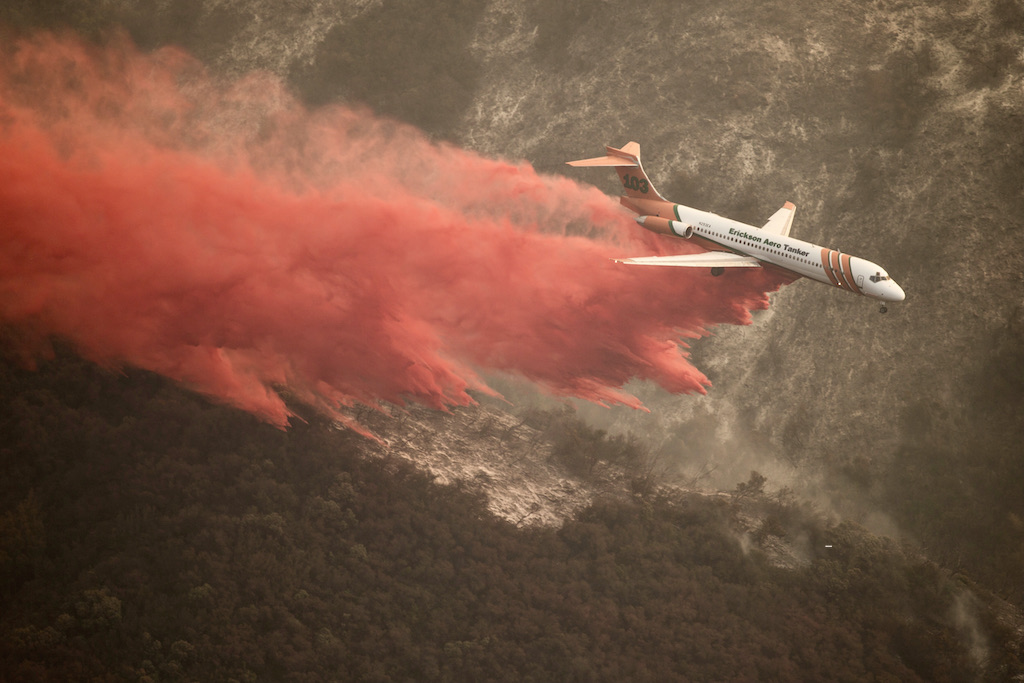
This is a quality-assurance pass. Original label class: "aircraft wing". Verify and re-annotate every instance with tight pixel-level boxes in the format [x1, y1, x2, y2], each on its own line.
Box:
[761, 201, 796, 237]
[614, 252, 762, 268]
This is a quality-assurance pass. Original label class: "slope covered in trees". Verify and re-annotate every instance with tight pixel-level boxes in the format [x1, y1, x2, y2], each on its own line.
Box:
[0, 346, 1021, 682]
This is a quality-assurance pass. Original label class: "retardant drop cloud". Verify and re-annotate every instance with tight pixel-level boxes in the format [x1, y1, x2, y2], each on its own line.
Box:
[0, 33, 793, 434]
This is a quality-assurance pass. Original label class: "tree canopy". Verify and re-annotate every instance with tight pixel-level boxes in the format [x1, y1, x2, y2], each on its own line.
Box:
[0, 345, 1020, 682]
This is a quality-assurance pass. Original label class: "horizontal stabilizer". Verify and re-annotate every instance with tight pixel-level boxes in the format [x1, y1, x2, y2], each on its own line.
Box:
[614, 252, 762, 268]
[566, 156, 639, 168]
[567, 141, 642, 168]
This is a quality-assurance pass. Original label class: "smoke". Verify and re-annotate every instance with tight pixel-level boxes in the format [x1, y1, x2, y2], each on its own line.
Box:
[951, 591, 990, 671]
[0, 32, 792, 433]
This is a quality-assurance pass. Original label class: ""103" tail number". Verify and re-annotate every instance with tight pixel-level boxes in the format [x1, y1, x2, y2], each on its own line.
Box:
[622, 174, 649, 193]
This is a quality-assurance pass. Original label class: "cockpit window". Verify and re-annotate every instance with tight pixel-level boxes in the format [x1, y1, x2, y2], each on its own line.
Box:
[869, 272, 890, 283]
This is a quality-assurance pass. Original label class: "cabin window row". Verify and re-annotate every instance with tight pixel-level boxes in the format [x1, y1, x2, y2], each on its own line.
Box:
[722, 235, 814, 265]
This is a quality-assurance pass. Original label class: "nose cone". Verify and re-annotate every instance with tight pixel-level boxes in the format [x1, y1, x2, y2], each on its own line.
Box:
[889, 281, 906, 302]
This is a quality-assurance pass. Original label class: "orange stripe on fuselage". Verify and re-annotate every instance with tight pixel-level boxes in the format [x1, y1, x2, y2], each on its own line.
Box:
[832, 250, 852, 291]
[822, 250, 862, 294]
[821, 249, 840, 287]
[839, 253, 861, 294]
[829, 251, 843, 288]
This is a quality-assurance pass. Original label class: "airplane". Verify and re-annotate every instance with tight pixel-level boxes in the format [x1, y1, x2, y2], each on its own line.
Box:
[568, 142, 905, 312]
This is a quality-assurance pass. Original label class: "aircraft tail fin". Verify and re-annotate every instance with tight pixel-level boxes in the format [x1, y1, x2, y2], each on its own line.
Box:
[567, 142, 668, 204]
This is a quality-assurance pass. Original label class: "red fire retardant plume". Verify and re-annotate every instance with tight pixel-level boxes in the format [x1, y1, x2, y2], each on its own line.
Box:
[0, 33, 793, 433]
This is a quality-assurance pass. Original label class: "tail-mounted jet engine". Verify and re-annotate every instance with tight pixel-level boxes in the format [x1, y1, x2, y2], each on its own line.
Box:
[634, 215, 693, 238]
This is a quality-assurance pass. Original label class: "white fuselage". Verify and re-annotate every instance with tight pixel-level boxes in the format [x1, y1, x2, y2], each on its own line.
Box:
[669, 204, 906, 303]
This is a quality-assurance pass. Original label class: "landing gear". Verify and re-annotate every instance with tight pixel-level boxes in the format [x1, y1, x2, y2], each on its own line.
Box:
[879, 305, 888, 314]
[710, 267, 724, 277]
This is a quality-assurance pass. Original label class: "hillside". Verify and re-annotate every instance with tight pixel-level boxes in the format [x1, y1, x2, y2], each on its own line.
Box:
[2, 348, 1022, 682]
